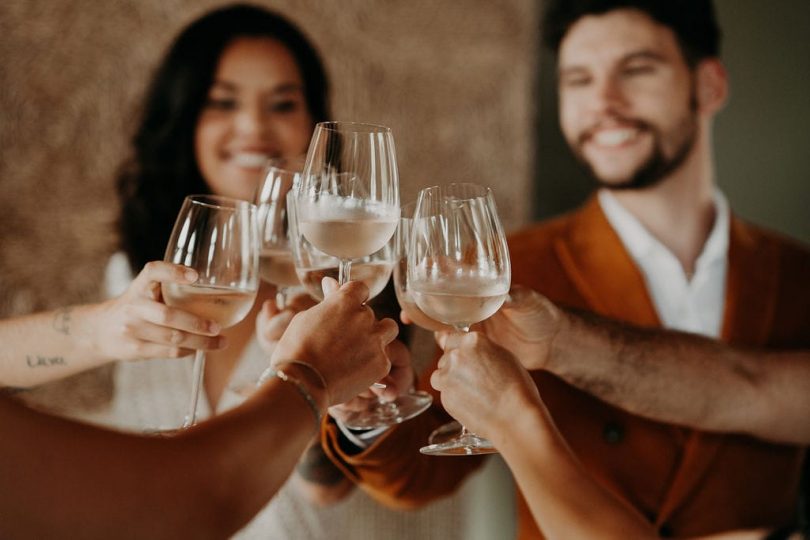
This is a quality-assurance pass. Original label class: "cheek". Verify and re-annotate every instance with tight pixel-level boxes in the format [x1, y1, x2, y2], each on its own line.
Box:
[194, 118, 224, 171]
[558, 98, 580, 142]
[276, 113, 314, 155]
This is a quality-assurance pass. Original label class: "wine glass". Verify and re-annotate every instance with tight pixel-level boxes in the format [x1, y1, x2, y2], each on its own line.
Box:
[287, 190, 395, 302]
[293, 121, 400, 285]
[408, 183, 510, 455]
[287, 192, 432, 429]
[255, 156, 304, 309]
[162, 195, 259, 428]
[393, 202, 455, 333]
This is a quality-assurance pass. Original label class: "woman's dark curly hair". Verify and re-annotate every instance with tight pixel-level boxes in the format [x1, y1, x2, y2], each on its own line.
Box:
[116, 3, 330, 272]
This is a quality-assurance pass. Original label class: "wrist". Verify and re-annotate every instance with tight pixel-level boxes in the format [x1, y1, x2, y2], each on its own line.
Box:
[494, 397, 555, 458]
[545, 305, 574, 373]
[68, 302, 109, 362]
[272, 360, 330, 412]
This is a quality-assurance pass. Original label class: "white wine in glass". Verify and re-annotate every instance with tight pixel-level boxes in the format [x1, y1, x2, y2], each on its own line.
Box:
[393, 202, 454, 333]
[162, 283, 257, 329]
[294, 121, 400, 285]
[296, 261, 393, 302]
[409, 183, 510, 455]
[162, 195, 259, 429]
[255, 157, 304, 308]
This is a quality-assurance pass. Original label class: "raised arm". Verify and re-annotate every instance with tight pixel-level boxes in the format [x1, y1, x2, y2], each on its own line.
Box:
[431, 332, 656, 539]
[431, 332, 779, 540]
[0, 262, 224, 388]
[480, 287, 810, 445]
[0, 280, 398, 539]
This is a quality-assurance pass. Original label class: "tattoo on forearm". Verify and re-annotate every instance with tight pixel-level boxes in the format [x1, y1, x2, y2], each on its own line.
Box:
[26, 355, 67, 368]
[52, 307, 72, 335]
[296, 441, 348, 486]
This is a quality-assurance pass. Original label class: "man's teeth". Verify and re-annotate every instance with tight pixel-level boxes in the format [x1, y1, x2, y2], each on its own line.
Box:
[592, 128, 638, 147]
[233, 152, 270, 168]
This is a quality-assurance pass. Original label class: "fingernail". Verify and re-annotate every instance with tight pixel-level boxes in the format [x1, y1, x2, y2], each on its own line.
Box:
[184, 269, 198, 282]
[208, 321, 221, 334]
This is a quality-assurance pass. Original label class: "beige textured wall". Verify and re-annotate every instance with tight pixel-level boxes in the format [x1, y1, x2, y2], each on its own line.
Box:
[0, 1, 536, 406]
[0, 0, 536, 315]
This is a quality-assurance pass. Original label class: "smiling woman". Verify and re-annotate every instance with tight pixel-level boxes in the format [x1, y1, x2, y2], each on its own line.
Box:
[194, 38, 314, 201]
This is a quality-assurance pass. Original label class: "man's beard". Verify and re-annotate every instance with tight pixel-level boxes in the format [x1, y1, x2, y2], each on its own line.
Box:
[572, 107, 698, 191]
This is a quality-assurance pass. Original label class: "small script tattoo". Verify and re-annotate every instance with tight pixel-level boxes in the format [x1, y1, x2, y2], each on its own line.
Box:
[52, 307, 73, 335]
[26, 355, 67, 368]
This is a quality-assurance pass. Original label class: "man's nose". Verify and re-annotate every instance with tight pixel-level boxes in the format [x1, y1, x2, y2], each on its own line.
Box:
[589, 75, 626, 115]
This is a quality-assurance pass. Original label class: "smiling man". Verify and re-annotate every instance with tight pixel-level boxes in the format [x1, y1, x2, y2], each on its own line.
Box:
[321, 1, 809, 538]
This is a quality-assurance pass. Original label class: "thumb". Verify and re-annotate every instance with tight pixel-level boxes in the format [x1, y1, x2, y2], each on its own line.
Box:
[322, 276, 339, 297]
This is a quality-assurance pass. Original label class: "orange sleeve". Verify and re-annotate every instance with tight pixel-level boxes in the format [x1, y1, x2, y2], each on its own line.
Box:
[320, 354, 487, 509]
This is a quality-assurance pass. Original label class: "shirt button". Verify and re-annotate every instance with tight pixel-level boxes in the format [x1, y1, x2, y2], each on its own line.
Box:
[602, 422, 624, 444]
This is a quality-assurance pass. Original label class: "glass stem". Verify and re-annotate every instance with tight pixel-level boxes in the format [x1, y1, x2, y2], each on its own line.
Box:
[182, 350, 206, 428]
[338, 259, 353, 285]
[456, 326, 471, 440]
[275, 287, 287, 310]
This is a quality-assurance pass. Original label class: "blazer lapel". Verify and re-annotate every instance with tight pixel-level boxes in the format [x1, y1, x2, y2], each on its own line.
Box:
[553, 196, 661, 327]
[657, 215, 782, 524]
[721, 216, 781, 347]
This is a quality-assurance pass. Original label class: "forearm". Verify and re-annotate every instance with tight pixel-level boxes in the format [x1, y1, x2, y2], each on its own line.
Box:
[548, 310, 810, 443]
[0, 378, 320, 538]
[291, 438, 356, 505]
[494, 404, 656, 540]
[0, 303, 111, 387]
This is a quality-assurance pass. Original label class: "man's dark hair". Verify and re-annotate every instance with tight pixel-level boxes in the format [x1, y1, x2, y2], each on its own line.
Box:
[542, 0, 721, 67]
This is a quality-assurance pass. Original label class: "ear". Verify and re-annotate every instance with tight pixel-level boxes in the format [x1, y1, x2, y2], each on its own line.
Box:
[695, 58, 728, 114]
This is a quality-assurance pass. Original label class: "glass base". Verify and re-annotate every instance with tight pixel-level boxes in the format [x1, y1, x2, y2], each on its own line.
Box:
[341, 391, 433, 430]
[420, 421, 499, 456]
[143, 428, 182, 437]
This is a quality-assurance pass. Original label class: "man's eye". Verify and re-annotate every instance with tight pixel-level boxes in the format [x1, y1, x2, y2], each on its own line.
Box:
[622, 64, 655, 77]
[561, 75, 591, 88]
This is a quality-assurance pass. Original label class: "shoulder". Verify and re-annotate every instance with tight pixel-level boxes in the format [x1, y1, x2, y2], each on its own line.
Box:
[507, 209, 582, 255]
[733, 217, 810, 269]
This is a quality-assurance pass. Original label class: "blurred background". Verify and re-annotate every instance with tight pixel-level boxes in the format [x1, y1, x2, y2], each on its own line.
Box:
[1, 0, 807, 317]
[0, 0, 806, 537]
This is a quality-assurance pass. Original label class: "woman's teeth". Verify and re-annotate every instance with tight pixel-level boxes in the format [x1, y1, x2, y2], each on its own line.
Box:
[233, 152, 270, 168]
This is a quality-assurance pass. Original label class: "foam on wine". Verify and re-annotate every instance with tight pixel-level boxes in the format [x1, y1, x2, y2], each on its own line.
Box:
[161, 283, 256, 328]
[259, 248, 300, 287]
[296, 261, 393, 301]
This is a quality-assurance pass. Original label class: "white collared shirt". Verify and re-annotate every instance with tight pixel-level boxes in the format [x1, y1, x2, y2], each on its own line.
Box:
[598, 189, 730, 338]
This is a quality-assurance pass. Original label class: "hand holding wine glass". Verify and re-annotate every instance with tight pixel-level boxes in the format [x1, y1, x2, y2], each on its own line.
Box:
[429, 331, 542, 445]
[408, 183, 511, 455]
[270, 279, 400, 406]
[94, 261, 227, 362]
[162, 195, 259, 428]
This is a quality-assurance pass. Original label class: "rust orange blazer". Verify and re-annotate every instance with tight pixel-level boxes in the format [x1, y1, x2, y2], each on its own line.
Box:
[323, 196, 810, 539]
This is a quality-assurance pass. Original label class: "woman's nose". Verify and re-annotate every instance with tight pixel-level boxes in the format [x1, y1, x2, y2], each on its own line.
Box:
[235, 103, 267, 137]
